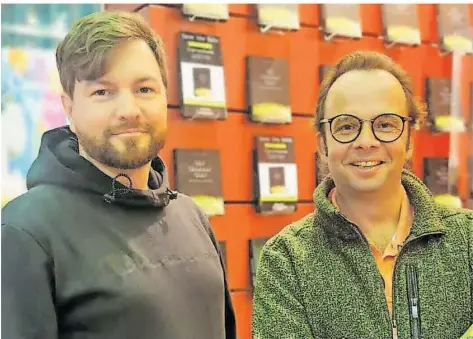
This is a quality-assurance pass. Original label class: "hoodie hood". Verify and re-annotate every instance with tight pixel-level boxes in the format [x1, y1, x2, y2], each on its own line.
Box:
[27, 126, 177, 208]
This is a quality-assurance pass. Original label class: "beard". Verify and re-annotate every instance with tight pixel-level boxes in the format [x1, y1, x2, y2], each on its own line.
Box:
[75, 123, 166, 170]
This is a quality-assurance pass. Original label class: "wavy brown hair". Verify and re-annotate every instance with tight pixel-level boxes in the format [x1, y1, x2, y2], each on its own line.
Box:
[56, 11, 168, 98]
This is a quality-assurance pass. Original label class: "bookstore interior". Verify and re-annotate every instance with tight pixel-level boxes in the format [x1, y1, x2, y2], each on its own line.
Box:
[2, 4, 473, 338]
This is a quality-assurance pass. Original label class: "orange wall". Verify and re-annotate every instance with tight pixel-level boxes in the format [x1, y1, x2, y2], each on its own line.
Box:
[106, 4, 473, 339]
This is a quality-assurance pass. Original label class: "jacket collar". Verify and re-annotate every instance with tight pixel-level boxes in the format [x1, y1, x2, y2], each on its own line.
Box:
[314, 169, 445, 241]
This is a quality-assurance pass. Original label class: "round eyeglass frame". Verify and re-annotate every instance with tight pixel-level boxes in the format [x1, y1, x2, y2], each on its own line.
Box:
[318, 113, 414, 144]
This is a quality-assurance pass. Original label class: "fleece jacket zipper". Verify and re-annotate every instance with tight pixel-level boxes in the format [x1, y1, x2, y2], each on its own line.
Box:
[406, 264, 421, 339]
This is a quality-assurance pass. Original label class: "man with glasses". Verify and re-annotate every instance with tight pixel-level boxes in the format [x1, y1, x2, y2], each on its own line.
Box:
[252, 51, 472, 339]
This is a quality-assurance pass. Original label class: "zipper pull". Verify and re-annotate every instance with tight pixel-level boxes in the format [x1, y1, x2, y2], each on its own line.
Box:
[411, 298, 419, 318]
[392, 319, 398, 339]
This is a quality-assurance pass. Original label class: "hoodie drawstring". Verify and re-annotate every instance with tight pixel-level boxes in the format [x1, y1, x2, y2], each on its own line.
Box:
[103, 173, 133, 204]
[103, 174, 178, 205]
[166, 188, 178, 200]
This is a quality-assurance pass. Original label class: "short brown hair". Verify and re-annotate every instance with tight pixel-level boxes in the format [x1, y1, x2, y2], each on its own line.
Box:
[315, 51, 427, 138]
[56, 11, 168, 98]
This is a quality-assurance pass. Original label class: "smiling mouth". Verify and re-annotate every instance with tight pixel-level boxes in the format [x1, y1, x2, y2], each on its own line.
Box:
[350, 160, 385, 168]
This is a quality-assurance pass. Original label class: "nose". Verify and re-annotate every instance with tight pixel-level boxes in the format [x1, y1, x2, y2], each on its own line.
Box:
[116, 91, 141, 121]
[352, 121, 380, 149]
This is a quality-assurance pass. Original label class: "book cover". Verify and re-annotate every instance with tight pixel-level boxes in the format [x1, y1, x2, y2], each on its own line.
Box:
[254, 136, 298, 214]
[437, 4, 473, 53]
[182, 4, 229, 21]
[247, 56, 291, 124]
[381, 4, 421, 45]
[423, 157, 462, 209]
[256, 4, 300, 31]
[423, 157, 449, 196]
[321, 4, 362, 39]
[178, 32, 227, 120]
[424, 157, 462, 208]
[425, 78, 465, 132]
[173, 149, 224, 216]
[249, 237, 270, 289]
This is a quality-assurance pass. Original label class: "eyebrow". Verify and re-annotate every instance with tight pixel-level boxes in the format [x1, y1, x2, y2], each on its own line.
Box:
[85, 76, 160, 86]
[134, 76, 160, 84]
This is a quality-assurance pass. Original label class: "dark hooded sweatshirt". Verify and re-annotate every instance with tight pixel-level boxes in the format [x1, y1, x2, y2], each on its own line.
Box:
[1, 127, 236, 339]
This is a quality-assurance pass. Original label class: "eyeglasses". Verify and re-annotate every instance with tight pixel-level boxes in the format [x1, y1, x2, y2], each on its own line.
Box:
[319, 113, 413, 144]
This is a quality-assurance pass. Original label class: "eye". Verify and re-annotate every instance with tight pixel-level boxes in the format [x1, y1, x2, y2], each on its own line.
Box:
[334, 123, 357, 133]
[92, 89, 109, 96]
[332, 115, 360, 134]
[139, 87, 154, 94]
[341, 124, 355, 130]
[375, 116, 402, 131]
[380, 122, 394, 128]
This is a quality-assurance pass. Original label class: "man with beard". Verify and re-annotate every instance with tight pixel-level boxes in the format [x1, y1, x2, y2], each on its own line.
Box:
[1, 11, 236, 339]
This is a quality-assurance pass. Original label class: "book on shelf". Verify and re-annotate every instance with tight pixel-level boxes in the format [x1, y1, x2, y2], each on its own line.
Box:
[247, 55, 292, 124]
[321, 4, 362, 39]
[174, 148, 225, 217]
[254, 135, 298, 215]
[381, 4, 421, 46]
[178, 31, 227, 120]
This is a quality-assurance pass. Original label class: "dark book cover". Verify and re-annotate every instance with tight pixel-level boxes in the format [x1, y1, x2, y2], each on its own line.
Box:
[425, 77, 461, 132]
[182, 4, 229, 21]
[424, 157, 463, 208]
[249, 237, 270, 290]
[319, 64, 333, 84]
[321, 4, 362, 38]
[247, 56, 291, 124]
[254, 136, 298, 214]
[381, 4, 420, 45]
[437, 4, 473, 53]
[173, 148, 224, 216]
[423, 157, 450, 196]
[178, 32, 227, 120]
[256, 4, 300, 31]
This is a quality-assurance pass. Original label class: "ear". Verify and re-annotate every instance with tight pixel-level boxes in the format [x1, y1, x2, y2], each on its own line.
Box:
[317, 131, 328, 159]
[61, 93, 76, 133]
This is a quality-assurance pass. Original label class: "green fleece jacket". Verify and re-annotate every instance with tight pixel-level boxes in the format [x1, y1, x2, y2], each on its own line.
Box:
[252, 170, 473, 339]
